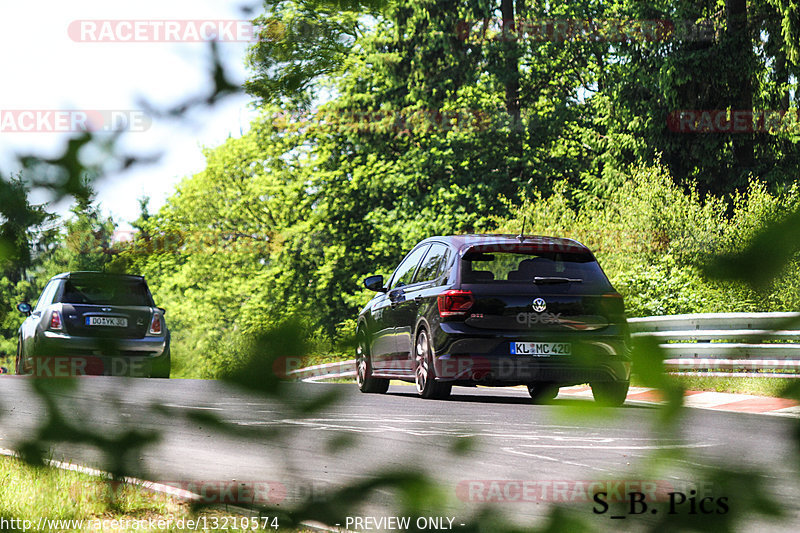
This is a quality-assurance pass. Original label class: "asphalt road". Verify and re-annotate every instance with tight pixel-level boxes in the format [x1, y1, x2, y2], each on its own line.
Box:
[1, 377, 799, 531]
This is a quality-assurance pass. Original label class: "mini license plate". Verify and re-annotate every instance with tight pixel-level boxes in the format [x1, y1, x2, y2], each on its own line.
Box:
[86, 316, 128, 327]
[511, 342, 571, 356]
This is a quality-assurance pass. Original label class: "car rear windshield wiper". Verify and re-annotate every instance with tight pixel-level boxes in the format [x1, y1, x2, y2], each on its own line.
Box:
[533, 276, 583, 284]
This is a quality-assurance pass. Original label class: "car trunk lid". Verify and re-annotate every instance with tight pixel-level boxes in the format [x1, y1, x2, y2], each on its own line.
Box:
[461, 287, 621, 331]
[60, 304, 153, 339]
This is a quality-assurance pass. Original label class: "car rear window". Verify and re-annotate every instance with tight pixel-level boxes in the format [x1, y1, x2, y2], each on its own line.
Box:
[461, 249, 612, 291]
[60, 278, 153, 306]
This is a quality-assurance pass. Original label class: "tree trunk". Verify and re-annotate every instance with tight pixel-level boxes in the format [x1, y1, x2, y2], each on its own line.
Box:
[727, 0, 754, 174]
[775, 50, 790, 110]
[501, 0, 520, 124]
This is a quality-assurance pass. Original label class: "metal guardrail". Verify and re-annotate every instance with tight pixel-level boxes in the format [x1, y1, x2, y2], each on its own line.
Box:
[286, 360, 356, 381]
[629, 312, 800, 378]
[288, 313, 800, 381]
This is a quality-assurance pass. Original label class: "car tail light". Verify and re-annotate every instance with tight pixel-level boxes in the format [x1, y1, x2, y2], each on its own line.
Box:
[148, 313, 162, 335]
[437, 290, 474, 317]
[49, 310, 63, 330]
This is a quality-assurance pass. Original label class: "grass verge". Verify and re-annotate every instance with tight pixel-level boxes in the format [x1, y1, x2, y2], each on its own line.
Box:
[632, 374, 798, 398]
[0, 454, 309, 532]
[312, 371, 799, 399]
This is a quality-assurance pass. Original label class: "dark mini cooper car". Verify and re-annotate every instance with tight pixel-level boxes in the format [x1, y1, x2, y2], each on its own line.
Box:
[15, 272, 170, 378]
[356, 235, 630, 405]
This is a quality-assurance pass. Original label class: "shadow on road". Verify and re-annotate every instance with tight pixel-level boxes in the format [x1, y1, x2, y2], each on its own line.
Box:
[387, 387, 649, 408]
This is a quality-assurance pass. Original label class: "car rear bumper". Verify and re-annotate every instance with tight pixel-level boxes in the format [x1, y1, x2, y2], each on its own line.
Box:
[37, 331, 167, 354]
[433, 353, 630, 386]
[432, 326, 630, 386]
[27, 332, 169, 377]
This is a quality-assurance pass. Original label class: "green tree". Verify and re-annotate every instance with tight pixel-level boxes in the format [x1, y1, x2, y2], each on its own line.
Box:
[36, 188, 118, 277]
[246, 0, 389, 107]
[0, 175, 53, 283]
[0, 176, 57, 360]
[118, 119, 305, 375]
[597, 0, 800, 196]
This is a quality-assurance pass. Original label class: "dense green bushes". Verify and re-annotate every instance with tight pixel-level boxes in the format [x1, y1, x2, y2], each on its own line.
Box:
[495, 164, 800, 317]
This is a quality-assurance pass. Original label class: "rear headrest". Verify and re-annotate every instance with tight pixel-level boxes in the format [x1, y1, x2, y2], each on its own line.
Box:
[465, 270, 494, 282]
[507, 257, 557, 280]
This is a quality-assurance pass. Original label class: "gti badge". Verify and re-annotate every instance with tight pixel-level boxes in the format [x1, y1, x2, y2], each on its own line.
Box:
[532, 298, 546, 313]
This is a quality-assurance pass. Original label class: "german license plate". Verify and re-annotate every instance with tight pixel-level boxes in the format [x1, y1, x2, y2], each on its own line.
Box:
[511, 342, 571, 356]
[86, 316, 127, 327]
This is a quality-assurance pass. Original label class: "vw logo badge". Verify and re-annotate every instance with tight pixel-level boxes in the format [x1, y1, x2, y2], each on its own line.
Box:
[532, 298, 546, 313]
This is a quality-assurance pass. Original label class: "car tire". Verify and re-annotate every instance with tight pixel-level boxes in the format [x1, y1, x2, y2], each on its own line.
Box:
[591, 380, 629, 407]
[356, 332, 389, 394]
[150, 348, 171, 379]
[15, 340, 27, 375]
[527, 383, 559, 404]
[414, 329, 451, 400]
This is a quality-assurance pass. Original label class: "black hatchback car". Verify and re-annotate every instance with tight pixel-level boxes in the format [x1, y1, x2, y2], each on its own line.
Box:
[15, 272, 170, 378]
[356, 235, 630, 405]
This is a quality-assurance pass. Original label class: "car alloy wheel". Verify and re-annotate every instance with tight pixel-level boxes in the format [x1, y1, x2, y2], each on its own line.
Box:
[527, 383, 559, 404]
[356, 350, 367, 388]
[15, 341, 30, 375]
[15, 342, 22, 375]
[591, 380, 630, 407]
[414, 329, 451, 400]
[356, 332, 389, 394]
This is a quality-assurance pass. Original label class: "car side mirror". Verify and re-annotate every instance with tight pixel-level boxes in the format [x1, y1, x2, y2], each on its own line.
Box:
[363, 275, 386, 293]
[16, 302, 32, 316]
[158, 307, 166, 315]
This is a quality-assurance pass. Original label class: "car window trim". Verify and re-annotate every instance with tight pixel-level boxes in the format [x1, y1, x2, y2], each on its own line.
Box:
[389, 243, 431, 290]
[52, 280, 65, 303]
[61, 278, 154, 306]
[411, 241, 449, 285]
[34, 280, 58, 312]
[436, 245, 453, 283]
